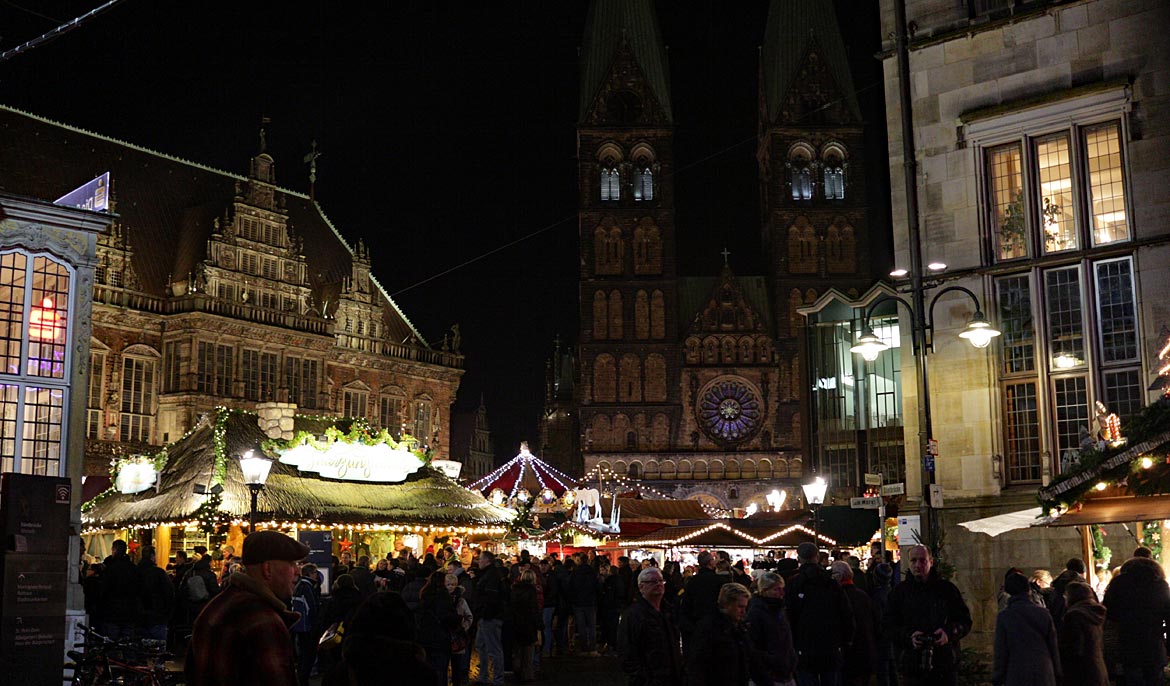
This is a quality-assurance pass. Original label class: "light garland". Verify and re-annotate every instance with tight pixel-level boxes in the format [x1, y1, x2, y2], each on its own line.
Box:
[467, 442, 577, 502]
[618, 521, 837, 549]
[82, 518, 507, 536]
[580, 464, 734, 518]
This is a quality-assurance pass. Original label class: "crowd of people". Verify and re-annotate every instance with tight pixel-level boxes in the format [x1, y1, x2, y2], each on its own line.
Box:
[991, 547, 1170, 686]
[83, 532, 1170, 686]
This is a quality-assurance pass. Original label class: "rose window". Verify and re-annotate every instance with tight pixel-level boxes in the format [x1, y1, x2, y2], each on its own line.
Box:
[697, 379, 762, 443]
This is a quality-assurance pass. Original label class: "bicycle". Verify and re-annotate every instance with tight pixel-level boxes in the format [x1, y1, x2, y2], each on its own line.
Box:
[65, 624, 183, 685]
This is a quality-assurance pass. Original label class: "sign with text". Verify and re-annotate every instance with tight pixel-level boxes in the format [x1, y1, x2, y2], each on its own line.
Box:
[929, 483, 944, 508]
[863, 473, 882, 486]
[1, 474, 72, 556]
[880, 482, 905, 496]
[54, 172, 110, 212]
[850, 496, 883, 509]
[897, 515, 924, 545]
[278, 442, 423, 483]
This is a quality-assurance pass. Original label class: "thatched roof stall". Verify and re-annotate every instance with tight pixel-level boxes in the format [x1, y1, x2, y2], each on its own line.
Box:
[83, 408, 512, 534]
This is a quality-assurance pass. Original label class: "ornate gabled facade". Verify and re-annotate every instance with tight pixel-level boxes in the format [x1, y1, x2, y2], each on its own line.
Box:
[570, 0, 883, 510]
[0, 106, 464, 477]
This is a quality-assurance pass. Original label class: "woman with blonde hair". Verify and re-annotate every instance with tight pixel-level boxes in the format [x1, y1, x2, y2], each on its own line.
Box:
[747, 572, 797, 686]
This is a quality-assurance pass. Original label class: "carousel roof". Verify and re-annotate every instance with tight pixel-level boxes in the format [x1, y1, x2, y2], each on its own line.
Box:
[83, 408, 513, 530]
[469, 442, 577, 498]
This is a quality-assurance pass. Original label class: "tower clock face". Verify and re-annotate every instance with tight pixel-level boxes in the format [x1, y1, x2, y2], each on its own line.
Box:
[697, 377, 763, 444]
[606, 90, 642, 124]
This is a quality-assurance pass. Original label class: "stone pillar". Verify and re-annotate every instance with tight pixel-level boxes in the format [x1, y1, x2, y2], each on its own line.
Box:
[256, 402, 297, 441]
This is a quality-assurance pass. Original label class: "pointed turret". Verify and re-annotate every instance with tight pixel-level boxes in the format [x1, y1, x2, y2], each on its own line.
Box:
[761, 0, 862, 126]
[579, 0, 672, 125]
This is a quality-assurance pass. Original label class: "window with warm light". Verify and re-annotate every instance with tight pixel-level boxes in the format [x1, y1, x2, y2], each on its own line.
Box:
[0, 250, 74, 475]
[983, 120, 1129, 263]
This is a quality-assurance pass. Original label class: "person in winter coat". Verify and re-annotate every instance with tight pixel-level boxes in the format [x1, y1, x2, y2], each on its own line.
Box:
[321, 591, 438, 686]
[884, 545, 972, 686]
[1101, 555, 1170, 686]
[473, 551, 509, 686]
[787, 542, 855, 686]
[600, 563, 627, 654]
[510, 569, 542, 682]
[832, 560, 878, 686]
[319, 570, 364, 680]
[992, 570, 1061, 686]
[868, 562, 899, 686]
[616, 566, 684, 686]
[568, 553, 601, 655]
[416, 570, 459, 685]
[745, 572, 797, 686]
[1047, 558, 1088, 631]
[1057, 581, 1107, 686]
[446, 573, 474, 686]
[99, 539, 142, 639]
[136, 546, 175, 642]
[678, 550, 722, 651]
[685, 582, 754, 686]
[348, 555, 376, 598]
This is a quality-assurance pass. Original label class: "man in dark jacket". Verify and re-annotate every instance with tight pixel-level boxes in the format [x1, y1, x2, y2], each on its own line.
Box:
[617, 567, 683, 686]
[348, 555, 375, 598]
[678, 550, 722, 650]
[992, 570, 1061, 686]
[569, 553, 601, 655]
[99, 539, 141, 639]
[292, 563, 322, 686]
[884, 545, 972, 686]
[832, 561, 877, 686]
[136, 545, 174, 641]
[186, 531, 310, 686]
[787, 542, 854, 686]
[1048, 557, 1087, 630]
[1101, 555, 1170, 686]
[473, 551, 509, 686]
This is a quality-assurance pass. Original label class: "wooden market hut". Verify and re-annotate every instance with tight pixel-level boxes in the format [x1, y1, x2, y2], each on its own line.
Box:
[83, 407, 512, 561]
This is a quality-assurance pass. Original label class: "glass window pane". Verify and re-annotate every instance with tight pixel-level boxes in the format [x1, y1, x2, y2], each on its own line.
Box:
[0, 252, 28, 375]
[0, 384, 17, 472]
[1045, 267, 1085, 369]
[996, 275, 1035, 374]
[1035, 134, 1077, 253]
[1094, 258, 1138, 363]
[1003, 382, 1041, 482]
[986, 143, 1027, 260]
[1053, 376, 1089, 459]
[1084, 122, 1129, 245]
[27, 256, 70, 378]
[1103, 369, 1143, 421]
[22, 386, 64, 476]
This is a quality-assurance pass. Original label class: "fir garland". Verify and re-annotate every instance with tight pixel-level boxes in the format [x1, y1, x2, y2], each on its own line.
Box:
[261, 417, 430, 464]
[1142, 520, 1162, 562]
[194, 492, 228, 534]
[1090, 524, 1112, 569]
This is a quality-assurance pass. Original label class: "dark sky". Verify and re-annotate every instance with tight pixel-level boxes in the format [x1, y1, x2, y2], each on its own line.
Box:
[0, 1, 886, 462]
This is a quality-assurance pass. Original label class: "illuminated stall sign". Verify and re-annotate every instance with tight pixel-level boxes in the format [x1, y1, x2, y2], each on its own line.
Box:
[277, 442, 423, 483]
[54, 172, 110, 212]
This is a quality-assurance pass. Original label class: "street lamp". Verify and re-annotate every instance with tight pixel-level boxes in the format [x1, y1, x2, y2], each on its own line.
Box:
[239, 449, 272, 532]
[849, 286, 999, 551]
[802, 476, 827, 548]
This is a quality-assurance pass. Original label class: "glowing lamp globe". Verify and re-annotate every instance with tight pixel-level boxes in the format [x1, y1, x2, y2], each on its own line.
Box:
[850, 327, 888, 362]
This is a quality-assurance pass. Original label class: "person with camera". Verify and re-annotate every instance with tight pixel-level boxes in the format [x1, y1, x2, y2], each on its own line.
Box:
[884, 545, 971, 686]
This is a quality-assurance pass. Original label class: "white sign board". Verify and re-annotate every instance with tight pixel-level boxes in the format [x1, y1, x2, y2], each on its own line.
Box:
[431, 459, 463, 479]
[929, 483, 944, 508]
[851, 496, 883, 509]
[278, 442, 424, 482]
[898, 514, 924, 544]
[880, 482, 905, 496]
[864, 473, 883, 486]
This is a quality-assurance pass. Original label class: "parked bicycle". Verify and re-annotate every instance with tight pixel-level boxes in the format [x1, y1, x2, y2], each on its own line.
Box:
[65, 624, 183, 685]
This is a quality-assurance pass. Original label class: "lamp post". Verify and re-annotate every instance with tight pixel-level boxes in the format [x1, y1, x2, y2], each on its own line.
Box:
[802, 476, 827, 549]
[239, 449, 272, 533]
[850, 287, 999, 551]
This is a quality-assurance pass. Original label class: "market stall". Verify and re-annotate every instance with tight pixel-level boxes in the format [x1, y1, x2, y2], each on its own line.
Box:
[83, 408, 512, 564]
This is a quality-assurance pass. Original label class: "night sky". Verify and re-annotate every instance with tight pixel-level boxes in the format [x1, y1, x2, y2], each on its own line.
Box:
[0, 1, 886, 462]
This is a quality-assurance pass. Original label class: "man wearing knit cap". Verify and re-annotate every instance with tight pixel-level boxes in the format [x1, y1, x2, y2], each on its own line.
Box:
[186, 531, 310, 686]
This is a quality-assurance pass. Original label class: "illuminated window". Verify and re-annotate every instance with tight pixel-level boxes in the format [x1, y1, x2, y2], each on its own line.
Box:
[982, 120, 1129, 263]
[243, 350, 278, 401]
[343, 388, 368, 419]
[413, 398, 433, 441]
[121, 351, 156, 443]
[633, 167, 653, 201]
[0, 250, 73, 475]
[600, 167, 620, 201]
[379, 391, 404, 438]
[285, 356, 319, 409]
[87, 349, 105, 439]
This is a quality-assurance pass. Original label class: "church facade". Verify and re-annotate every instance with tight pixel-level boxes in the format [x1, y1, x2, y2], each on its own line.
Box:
[565, 0, 888, 510]
[0, 107, 464, 481]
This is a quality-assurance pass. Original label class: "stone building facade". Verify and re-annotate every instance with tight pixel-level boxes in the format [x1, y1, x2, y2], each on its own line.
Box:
[567, 0, 885, 510]
[0, 107, 464, 478]
[876, 0, 1170, 643]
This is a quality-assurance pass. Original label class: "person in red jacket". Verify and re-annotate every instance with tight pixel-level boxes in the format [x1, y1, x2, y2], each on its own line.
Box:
[185, 531, 309, 686]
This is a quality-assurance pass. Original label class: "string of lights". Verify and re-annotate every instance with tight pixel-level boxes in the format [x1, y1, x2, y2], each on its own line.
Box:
[619, 521, 836, 548]
[580, 464, 733, 518]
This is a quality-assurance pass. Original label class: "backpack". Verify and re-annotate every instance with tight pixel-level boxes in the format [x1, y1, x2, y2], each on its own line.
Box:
[185, 572, 210, 603]
[290, 579, 315, 633]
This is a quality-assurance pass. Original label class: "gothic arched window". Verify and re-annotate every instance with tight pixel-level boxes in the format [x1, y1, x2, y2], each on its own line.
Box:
[619, 354, 642, 402]
[822, 142, 847, 200]
[593, 354, 616, 402]
[650, 290, 666, 339]
[593, 291, 608, 339]
[609, 290, 623, 339]
[601, 167, 621, 201]
[788, 143, 815, 201]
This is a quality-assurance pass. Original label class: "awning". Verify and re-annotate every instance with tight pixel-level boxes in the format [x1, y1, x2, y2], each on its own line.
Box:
[957, 507, 1054, 537]
[1047, 494, 1170, 527]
